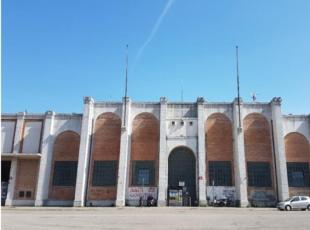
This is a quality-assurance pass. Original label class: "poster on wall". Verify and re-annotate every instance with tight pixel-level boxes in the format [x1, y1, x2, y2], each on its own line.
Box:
[127, 187, 158, 200]
[206, 186, 236, 202]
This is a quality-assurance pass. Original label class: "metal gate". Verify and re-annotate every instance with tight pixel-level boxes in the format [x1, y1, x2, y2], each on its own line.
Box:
[168, 147, 196, 206]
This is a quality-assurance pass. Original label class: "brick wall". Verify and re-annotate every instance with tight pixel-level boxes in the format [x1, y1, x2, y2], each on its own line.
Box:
[285, 132, 310, 196]
[130, 113, 159, 186]
[205, 113, 234, 185]
[14, 159, 39, 200]
[243, 113, 276, 206]
[87, 112, 121, 200]
[49, 131, 80, 200]
[285, 132, 310, 162]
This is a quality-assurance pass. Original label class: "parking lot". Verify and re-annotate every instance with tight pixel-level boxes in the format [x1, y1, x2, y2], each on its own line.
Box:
[2, 207, 310, 230]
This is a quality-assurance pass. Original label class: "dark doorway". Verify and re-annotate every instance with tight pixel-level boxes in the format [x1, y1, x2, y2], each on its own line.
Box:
[168, 147, 196, 206]
[1, 161, 11, 206]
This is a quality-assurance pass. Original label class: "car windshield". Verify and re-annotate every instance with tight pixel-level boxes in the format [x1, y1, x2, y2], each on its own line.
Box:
[284, 197, 292, 202]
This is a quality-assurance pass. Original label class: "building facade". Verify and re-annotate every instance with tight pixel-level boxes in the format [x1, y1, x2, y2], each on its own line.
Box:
[1, 96, 310, 207]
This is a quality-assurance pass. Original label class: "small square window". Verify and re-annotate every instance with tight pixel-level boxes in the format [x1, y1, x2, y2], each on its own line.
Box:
[189, 121, 193, 126]
[26, 191, 31, 198]
[19, 191, 25, 198]
[180, 121, 184, 126]
[171, 121, 175, 126]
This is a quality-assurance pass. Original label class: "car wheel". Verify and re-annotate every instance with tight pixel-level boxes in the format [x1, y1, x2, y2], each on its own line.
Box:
[285, 205, 292, 211]
[307, 205, 310, 211]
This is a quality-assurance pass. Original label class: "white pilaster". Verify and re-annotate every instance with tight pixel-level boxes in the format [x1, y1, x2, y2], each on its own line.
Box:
[5, 112, 25, 206]
[157, 97, 168, 206]
[232, 98, 248, 207]
[35, 111, 55, 206]
[197, 97, 207, 206]
[74, 96, 94, 207]
[116, 97, 131, 207]
[271, 97, 289, 201]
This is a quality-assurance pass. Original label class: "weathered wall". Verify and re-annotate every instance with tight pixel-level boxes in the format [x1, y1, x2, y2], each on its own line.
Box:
[49, 131, 80, 200]
[130, 113, 159, 186]
[21, 121, 43, 153]
[285, 132, 310, 197]
[285, 132, 310, 162]
[205, 113, 234, 186]
[87, 112, 121, 201]
[14, 159, 40, 200]
[244, 113, 276, 206]
[1, 120, 16, 153]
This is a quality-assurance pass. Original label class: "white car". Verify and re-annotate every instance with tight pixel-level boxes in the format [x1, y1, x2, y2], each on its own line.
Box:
[277, 196, 310, 211]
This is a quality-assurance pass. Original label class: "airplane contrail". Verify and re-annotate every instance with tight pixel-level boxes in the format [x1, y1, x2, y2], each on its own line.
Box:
[132, 0, 175, 71]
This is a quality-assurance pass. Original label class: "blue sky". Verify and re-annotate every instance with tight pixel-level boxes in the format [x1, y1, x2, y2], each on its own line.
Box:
[2, 0, 310, 114]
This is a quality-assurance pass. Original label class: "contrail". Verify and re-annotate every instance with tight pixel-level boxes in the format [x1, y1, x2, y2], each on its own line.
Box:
[132, 0, 175, 71]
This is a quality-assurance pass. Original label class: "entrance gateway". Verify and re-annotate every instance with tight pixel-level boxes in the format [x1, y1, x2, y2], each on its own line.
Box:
[168, 147, 196, 206]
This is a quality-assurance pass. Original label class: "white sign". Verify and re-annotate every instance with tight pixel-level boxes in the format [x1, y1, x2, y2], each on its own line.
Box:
[178, 181, 185, 187]
[127, 187, 158, 200]
[206, 186, 236, 201]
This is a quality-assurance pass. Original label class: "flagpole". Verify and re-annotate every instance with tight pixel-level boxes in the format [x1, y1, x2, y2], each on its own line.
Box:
[123, 44, 129, 126]
[236, 46, 241, 128]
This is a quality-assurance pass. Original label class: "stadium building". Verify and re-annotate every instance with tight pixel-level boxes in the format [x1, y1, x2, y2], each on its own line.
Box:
[1, 96, 310, 207]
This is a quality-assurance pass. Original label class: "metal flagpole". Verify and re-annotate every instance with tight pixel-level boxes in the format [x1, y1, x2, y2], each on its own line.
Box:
[236, 46, 241, 128]
[123, 45, 129, 126]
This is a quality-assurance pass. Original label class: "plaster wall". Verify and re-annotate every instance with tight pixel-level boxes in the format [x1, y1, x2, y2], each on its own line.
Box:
[1, 120, 15, 153]
[22, 121, 42, 153]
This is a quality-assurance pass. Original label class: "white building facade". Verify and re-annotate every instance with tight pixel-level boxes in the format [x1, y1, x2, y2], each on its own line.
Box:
[1, 97, 310, 207]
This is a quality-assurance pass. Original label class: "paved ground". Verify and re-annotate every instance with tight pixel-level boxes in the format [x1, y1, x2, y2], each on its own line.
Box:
[1, 207, 310, 230]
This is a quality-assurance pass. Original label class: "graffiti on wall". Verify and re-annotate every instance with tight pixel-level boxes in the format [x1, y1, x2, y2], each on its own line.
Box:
[206, 186, 236, 201]
[127, 187, 158, 200]
[249, 190, 276, 207]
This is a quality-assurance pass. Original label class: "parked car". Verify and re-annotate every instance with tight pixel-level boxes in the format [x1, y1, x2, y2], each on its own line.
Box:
[277, 196, 310, 211]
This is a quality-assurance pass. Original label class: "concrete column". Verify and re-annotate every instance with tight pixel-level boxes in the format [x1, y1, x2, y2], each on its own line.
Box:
[74, 96, 94, 207]
[157, 97, 168, 206]
[271, 97, 289, 201]
[34, 111, 55, 206]
[232, 98, 248, 207]
[197, 97, 207, 206]
[6, 112, 25, 206]
[116, 97, 131, 207]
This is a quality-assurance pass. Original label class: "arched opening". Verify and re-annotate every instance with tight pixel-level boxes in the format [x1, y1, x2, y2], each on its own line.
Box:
[128, 113, 159, 206]
[243, 113, 275, 207]
[49, 131, 80, 202]
[87, 112, 121, 205]
[205, 113, 234, 184]
[285, 132, 310, 197]
[168, 146, 196, 206]
[205, 113, 235, 204]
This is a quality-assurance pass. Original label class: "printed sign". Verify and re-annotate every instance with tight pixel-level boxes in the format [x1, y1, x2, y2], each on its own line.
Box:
[206, 186, 236, 201]
[127, 187, 158, 200]
[178, 181, 185, 186]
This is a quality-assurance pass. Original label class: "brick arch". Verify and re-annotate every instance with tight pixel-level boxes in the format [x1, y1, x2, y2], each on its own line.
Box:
[205, 113, 233, 161]
[285, 132, 310, 162]
[285, 132, 310, 196]
[52, 131, 80, 160]
[49, 130, 80, 201]
[243, 113, 272, 161]
[130, 112, 159, 186]
[205, 113, 234, 186]
[92, 112, 121, 160]
[131, 113, 159, 161]
[243, 113, 276, 206]
[87, 112, 122, 201]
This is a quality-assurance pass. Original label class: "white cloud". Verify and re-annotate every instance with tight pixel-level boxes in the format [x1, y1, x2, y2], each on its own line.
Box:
[132, 0, 175, 71]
